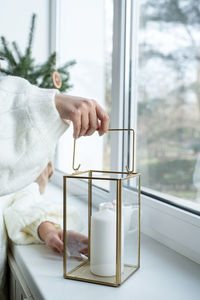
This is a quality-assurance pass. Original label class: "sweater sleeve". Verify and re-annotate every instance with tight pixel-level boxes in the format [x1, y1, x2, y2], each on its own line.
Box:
[0, 75, 69, 196]
[3, 183, 83, 245]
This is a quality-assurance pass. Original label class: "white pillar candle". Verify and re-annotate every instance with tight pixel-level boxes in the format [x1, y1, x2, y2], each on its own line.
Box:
[90, 207, 124, 277]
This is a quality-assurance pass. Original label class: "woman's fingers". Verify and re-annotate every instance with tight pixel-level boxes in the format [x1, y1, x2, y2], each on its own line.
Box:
[58, 230, 63, 241]
[53, 235, 63, 253]
[79, 247, 88, 255]
[71, 109, 81, 139]
[95, 102, 110, 136]
[79, 108, 89, 137]
[55, 94, 109, 138]
[45, 230, 64, 253]
[85, 111, 99, 136]
[80, 236, 89, 244]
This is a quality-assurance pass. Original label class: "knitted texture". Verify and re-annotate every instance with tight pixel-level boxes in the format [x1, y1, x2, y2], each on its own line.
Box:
[0, 75, 69, 196]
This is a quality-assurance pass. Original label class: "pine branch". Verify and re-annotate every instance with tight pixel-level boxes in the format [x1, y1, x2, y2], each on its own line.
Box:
[57, 68, 70, 75]
[33, 52, 57, 77]
[26, 13, 36, 57]
[0, 13, 75, 92]
[1, 36, 17, 68]
[0, 68, 13, 75]
[61, 60, 76, 69]
[12, 41, 22, 60]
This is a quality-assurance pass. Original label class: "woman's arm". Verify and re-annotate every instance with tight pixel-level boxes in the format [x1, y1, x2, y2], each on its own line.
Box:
[0, 76, 109, 196]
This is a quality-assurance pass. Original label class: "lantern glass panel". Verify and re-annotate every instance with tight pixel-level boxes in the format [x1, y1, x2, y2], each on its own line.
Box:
[121, 174, 140, 283]
[89, 177, 118, 285]
[63, 176, 89, 275]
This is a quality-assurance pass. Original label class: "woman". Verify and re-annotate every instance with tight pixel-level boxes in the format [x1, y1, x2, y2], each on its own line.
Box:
[0, 73, 109, 298]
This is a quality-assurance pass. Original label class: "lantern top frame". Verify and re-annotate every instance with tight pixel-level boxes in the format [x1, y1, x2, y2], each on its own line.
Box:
[64, 169, 140, 181]
[72, 128, 135, 174]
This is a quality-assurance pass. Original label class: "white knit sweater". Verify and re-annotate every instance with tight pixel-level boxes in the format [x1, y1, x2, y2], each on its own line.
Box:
[0, 75, 68, 196]
[0, 182, 83, 298]
[0, 75, 81, 297]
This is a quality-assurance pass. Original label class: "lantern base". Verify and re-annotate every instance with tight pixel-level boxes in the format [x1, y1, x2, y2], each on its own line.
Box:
[64, 260, 139, 286]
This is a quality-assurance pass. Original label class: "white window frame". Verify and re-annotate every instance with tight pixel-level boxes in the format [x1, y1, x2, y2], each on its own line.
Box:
[50, 0, 200, 264]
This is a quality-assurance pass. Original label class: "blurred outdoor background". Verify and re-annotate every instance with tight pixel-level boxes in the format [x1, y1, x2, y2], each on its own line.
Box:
[137, 0, 200, 203]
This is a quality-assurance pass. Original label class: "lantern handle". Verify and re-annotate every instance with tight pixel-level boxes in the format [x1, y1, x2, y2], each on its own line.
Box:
[108, 128, 135, 174]
[72, 138, 81, 172]
[72, 128, 135, 174]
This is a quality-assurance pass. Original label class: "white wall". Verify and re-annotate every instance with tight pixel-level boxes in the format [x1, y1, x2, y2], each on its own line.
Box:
[0, 0, 49, 63]
[59, 0, 105, 100]
[57, 0, 106, 173]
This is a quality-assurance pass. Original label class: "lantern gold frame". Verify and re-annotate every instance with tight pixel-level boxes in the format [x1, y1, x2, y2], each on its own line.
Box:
[63, 129, 141, 287]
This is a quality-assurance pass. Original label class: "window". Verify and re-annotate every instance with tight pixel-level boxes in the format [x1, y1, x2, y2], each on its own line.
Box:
[55, 0, 113, 175]
[134, 0, 200, 213]
[54, 0, 200, 213]
[52, 0, 200, 263]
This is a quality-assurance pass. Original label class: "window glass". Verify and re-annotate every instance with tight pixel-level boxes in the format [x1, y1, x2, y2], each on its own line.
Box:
[136, 0, 200, 210]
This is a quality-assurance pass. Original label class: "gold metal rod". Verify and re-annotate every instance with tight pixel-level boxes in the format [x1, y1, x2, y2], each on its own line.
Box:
[63, 170, 90, 178]
[72, 128, 135, 174]
[66, 176, 118, 181]
[66, 173, 140, 181]
[66, 260, 88, 275]
[108, 128, 132, 132]
[65, 170, 130, 177]
[116, 179, 122, 285]
[108, 128, 135, 174]
[88, 170, 92, 260]
[90, 170, 131, 174]
[64, 170, 140, 180]
[63, 177, 67, 277]
[121, 267, 140, 284]
[65, 265, 140, 286]
[121, 173, 141, 181]
[72, 138, 81, 172]
[64, 275, 119, 287]
[71, 170, 91, 176]
[138, 174, 141, 268]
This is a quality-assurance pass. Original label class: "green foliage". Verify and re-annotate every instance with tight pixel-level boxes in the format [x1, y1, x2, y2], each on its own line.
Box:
[0, 13, 76, 92]
[140, 159, 196, 187]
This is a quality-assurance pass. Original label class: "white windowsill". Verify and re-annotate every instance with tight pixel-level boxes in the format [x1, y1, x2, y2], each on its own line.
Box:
[10, 182, 200, 300]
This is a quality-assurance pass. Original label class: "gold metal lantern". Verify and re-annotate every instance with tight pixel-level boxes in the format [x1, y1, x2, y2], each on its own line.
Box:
[63, 129, 141, 287]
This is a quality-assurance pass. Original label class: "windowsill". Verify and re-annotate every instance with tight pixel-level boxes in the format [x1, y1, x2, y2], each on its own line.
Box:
[10, 233, 200, 300]
[10, 182, 200, 300]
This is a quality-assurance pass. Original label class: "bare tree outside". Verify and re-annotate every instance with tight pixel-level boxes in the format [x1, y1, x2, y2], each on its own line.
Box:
[137, 0, 200, 201]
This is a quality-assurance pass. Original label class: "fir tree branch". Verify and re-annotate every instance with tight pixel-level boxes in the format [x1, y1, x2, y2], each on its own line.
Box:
[1, 36, 17, 68]
[12, 41, 22, 60]
[26, 13, 36, 57]
[0, 14, 75, 92]
[0, 68, 13, 75]
[61, 60, 76, 69]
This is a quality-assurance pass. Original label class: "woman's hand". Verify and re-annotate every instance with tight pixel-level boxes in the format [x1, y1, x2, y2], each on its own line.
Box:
[54, 94, 109, 138]
[43, 228, 64, 253]
[38, 222, 88, 258]
[63, 230, 88, 259]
